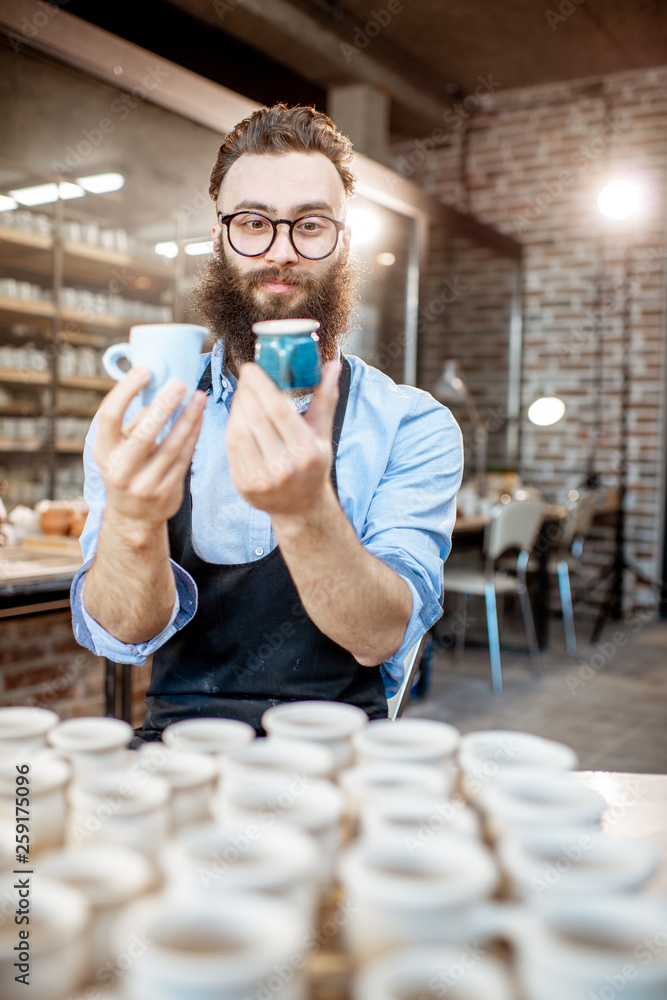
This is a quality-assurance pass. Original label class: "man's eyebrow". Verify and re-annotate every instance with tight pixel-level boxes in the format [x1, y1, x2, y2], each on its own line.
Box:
[232, 200, 337, 216]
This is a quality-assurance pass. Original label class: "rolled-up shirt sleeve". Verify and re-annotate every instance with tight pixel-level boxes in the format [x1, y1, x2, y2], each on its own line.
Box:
[70, 415, 199, 665]
[358, 392, 463, 694]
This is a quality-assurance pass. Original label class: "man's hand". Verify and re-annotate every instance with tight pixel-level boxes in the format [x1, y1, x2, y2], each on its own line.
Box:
[93, 367, 207, 526]
[226, 360, 341, 518]
[83, 367, 207, 645]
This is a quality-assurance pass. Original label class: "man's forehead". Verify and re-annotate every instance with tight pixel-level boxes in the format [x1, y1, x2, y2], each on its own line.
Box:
[219, 151, 347, 215]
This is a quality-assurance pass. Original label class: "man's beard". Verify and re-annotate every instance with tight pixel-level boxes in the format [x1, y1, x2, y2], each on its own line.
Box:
[192, 243, 359, 375]
[194, 247, 357, 372]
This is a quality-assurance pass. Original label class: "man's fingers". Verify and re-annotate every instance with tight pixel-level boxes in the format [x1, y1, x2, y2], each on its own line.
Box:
[137, 391, 206, 483]
[304, 360, 340, 439]
[95, 367, 152, 453]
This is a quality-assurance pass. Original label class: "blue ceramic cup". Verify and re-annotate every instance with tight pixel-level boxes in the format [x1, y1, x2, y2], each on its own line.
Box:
[252, 319, 321, 390]
[102, 323, 208, 406]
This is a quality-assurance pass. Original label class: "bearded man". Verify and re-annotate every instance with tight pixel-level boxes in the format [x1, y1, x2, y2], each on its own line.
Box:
[71, 104, 463, 742]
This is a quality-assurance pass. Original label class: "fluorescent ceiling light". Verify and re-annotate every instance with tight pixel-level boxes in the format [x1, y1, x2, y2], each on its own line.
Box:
[8, 181, 84, 206]
[0, 195, 18, 211]
[184, 241, 213, 256]
[76, 172, 125, 194]
[155, 241, 179, 259]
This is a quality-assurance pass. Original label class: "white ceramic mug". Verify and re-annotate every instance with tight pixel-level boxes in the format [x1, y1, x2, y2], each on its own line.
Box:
[162, 717, 256, 757]
[458, 729, 578, 805]
[113, 890, 309, 1000]
[353, 945, 515, 1000]
[159, 820, 320, 921]
[352, 717, 460, 780]
[337, 832, 505, 962]
[102, 323, 208, 406]
[0, 749, 70, 854]
[358, 790, 482, 847]
[213, 772, 344, 886]
[219, 736, 337, 786]
[515, 894, 667, 1000]
[261, 700, 369, 770]
[135, 744, 217, 830]
[66, 768, 171, 854]
[339, 762, 452, 831]
[0, 706, 60, 755]
[496, 824, 659, 902]
[38, 843, 155, 978]
[47, 716, 133, 779]
[476, 768, 607, 839]
[0, 873, 90, 1000]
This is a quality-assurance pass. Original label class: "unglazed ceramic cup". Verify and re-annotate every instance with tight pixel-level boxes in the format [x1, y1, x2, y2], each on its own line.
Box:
[337, 832, 504, 962]
[0, 706, 60, 755]
[66, 768, 171, 854]
[47, 716, 133, 778]
[38, 843, 155, 976]
[160, 820, 320, 921]
[162, 717, 255, 757]
[262, 701, 369, 771]
[135, 744, 217, 830]
[114, 891, 309, 1000]
[0, 873, 90, 1000]
[353, 946, 515, 1000]
[0, 749, 71, 854]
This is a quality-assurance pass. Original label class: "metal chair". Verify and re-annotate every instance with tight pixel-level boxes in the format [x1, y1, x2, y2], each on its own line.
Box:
[547, 490, 598, 654]
[386, 634, 427, 720]
[443, 497, 546, 694]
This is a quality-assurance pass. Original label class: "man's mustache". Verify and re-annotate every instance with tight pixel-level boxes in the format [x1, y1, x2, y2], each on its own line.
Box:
[244, 266, 314, 291]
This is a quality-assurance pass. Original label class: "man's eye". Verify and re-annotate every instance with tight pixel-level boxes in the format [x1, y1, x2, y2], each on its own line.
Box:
[247, 218, 270, 231]
[298, 220, 323, 234]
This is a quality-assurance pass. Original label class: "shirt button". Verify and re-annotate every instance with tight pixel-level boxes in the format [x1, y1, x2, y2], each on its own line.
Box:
[254, 546, 264, 557]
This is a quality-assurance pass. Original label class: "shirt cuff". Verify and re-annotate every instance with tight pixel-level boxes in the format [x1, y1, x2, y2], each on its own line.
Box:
[70, 558, 198, 665]
[379, 570, 440, 697]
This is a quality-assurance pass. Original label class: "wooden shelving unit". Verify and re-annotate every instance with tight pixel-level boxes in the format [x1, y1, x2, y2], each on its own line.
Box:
[0, 212, 175, 501]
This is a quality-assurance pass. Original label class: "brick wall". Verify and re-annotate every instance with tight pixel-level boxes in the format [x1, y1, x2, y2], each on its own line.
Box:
[396, 65, 667, 609]
[0, 609, 150, 727]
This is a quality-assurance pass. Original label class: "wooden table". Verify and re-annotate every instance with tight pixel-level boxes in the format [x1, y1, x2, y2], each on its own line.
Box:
[576, 771, 667, 894]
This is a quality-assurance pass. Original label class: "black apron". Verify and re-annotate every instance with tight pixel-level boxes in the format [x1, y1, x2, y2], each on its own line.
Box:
[133, 357, 387, 743]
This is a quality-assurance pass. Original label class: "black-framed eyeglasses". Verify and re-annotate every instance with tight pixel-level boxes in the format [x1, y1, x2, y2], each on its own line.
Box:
[217, 210, 346, 260]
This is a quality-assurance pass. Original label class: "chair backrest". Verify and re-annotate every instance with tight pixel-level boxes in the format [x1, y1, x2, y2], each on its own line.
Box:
[485, 497, 546, 561]
[386, 634, 427, 721]
[560, 490, 598, 550]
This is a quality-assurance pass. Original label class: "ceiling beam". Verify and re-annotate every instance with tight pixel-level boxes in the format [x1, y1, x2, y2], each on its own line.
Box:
[167, 0, 455, 134]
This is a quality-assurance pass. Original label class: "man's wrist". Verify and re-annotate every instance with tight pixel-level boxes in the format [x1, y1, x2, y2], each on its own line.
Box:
[270, 480, 342, 541]
[101, 506, 169, 551]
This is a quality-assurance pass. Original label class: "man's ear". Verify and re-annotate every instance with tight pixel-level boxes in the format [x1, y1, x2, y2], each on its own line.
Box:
[341, 225, 352, 251]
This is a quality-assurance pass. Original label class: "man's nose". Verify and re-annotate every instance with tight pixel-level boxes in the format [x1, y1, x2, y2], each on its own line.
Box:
[264, 223, 299, 266]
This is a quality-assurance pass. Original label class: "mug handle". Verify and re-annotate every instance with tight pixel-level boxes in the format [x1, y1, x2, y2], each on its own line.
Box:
[102, 344, 168, 392]
[102, 343, 132, 382]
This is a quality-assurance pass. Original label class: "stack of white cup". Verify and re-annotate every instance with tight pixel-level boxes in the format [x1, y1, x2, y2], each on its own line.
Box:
[0, 703, 665, 1000]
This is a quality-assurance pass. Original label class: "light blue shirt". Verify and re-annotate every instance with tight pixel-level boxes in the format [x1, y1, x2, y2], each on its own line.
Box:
[70, 346, 463, 696]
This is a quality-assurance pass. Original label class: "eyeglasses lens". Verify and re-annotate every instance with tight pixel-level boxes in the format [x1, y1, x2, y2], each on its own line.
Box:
[228, 214, 338, 259]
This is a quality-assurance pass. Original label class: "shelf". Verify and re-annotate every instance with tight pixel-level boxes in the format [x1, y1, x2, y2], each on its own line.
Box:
[0, 296, 152, 331]
[0, 368, 112, 391]
[0, 225, 174, 290]
[0, 436, 84, 453]
[62, 240, 173, 288]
